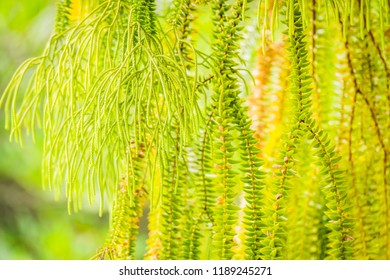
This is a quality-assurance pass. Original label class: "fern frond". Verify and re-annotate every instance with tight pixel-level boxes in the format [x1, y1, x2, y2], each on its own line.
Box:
[93, 180, 147, 260]
[237, 105, 265, 260]
[305, 121, 354, 259]
[260, 0, 310, 259]
[159, 125, 191, 259]
[55, 0, 72, 33]
[208, 0, 255, 260]
[0, 0, 200, 212]
[286, 140, 324, 259]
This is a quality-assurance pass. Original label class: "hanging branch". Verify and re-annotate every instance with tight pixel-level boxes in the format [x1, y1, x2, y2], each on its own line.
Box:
[0, 0, 199, 213]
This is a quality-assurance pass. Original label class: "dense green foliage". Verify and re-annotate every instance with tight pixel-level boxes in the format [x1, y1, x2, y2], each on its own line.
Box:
[1, 0, 390, 259]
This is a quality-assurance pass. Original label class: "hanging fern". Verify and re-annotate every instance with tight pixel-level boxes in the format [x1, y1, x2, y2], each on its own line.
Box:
[0, 0, 200, 213]
[207, 0, 241, 260]
[2, 0, 390, 260]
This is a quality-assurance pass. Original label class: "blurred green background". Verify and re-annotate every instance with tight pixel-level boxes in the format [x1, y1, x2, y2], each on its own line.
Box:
[0, 0, 110, 260]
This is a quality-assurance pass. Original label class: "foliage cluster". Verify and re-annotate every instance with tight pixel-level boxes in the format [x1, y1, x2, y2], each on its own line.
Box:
[1, 0, 390, 259]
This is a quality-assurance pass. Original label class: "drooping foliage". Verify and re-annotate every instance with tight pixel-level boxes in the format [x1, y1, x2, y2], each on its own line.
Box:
[1, 0, 390, 260]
